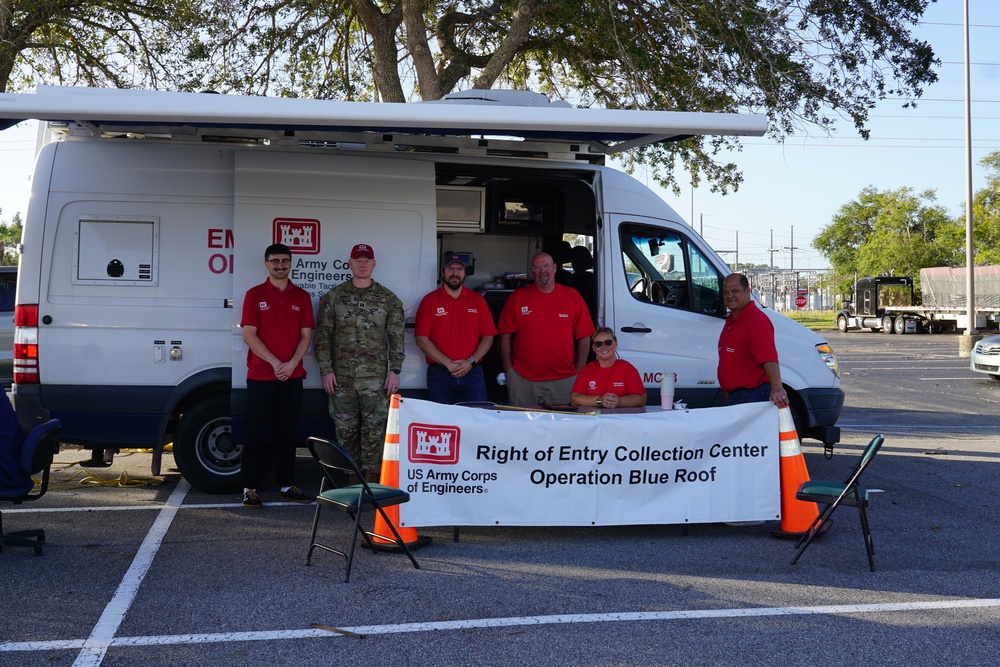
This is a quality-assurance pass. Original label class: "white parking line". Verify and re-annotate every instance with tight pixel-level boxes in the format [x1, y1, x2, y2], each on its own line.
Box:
[6, 500, 316, 515]
[4, 598, 999, 653]
[838, 424, 997, 430]
[69, 479, 191, 667]
[4, 481, 1000, 662]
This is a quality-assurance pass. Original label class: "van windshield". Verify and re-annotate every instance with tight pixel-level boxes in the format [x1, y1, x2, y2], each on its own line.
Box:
[620, 224, 724, 317]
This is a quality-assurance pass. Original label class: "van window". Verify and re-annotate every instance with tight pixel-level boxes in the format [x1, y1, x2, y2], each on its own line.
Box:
[0, 269, 15, 312]
[620, 223, 725, 317]
[74, 217, 158, 285]
[687, 243, 725, 316]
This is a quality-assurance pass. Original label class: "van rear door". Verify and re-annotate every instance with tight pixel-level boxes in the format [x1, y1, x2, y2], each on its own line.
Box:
[230, 150, 438, 394]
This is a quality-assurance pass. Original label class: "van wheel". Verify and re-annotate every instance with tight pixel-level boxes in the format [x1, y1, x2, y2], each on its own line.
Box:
[173, 396, 242, 494]
[837, 315, 848, 332]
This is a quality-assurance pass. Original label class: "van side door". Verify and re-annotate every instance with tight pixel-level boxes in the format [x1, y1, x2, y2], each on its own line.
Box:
[610, 216, 727, 407]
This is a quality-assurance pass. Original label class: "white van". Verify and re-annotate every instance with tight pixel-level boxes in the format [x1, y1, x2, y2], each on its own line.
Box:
[1, 87, 843, 492]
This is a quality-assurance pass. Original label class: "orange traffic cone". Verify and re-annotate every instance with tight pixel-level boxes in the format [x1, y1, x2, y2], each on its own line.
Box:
[770, 407, 827, 539]
[370, 394, 431, 551]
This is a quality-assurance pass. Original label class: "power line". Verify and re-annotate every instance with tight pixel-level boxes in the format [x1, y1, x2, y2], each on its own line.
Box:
[920, 22, 1000, 29]
[885, 97, 1000, 103]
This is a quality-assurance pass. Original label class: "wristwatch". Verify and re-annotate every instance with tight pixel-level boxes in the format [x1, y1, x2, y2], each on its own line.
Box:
[390, 369, 401, 374]
[468, 357, 478, 366]
[596, 397, 603, 407]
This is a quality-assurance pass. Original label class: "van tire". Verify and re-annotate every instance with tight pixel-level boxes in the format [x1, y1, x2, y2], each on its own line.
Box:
[173, 395, 242, 494]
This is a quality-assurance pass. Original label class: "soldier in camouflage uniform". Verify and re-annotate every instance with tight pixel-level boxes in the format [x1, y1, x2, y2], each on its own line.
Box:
[314, 243, 405, 479]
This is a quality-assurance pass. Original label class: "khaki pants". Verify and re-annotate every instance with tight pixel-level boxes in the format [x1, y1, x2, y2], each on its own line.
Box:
[505, 368, 577, 407]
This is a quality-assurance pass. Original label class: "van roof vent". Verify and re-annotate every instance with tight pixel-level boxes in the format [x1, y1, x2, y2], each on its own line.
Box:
[430, 90, 574, 109]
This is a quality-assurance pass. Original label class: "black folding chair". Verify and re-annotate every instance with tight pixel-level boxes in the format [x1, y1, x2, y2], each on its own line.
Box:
[305, 436, 420, 582]
[791, 434, 885, 571]
[1, 419, 62, 555]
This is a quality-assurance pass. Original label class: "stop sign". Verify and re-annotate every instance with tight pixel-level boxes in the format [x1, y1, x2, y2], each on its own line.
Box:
[794, 294, 808, 308]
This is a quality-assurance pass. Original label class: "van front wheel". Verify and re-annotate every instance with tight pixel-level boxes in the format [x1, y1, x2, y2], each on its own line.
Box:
[173, 396, 242, 494]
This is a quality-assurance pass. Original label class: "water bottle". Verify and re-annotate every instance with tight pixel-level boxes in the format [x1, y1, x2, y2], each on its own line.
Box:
[497, 372, 506, 386]
[660, 372, 674, 410]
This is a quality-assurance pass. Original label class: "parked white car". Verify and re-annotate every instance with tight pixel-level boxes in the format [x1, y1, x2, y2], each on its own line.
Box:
[971, 334, 1000, 381]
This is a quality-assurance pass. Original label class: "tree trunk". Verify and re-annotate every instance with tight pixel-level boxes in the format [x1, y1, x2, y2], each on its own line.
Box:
[402, 0, 441, 100]
[350, 0, 406, 102]
[473, 0, 539, 90]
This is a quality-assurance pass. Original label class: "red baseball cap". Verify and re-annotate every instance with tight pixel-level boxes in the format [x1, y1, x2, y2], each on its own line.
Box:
[350, 243, 374, 259]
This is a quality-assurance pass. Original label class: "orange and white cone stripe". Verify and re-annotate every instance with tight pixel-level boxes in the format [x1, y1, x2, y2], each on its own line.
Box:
[372, 394, 430, 549]
[771, 407, 821, 538]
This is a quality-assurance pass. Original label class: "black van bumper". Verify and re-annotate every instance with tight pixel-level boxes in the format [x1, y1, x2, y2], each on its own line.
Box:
[797, 387, 844, 445]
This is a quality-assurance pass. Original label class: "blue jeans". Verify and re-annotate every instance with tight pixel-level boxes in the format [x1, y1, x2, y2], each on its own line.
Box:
[726, 383, 771, 406]
[426, 364, 488, 404]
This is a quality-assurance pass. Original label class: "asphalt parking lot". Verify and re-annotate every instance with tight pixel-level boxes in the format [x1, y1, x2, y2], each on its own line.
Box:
[2, 332, 999, 666]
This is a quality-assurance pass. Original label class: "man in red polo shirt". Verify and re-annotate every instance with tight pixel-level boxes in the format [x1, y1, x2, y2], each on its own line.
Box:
[415, 253, 497, 403]
[499, 251, 595, 407]
[239, 243, 315, 509]
[717, 272, 789, 408]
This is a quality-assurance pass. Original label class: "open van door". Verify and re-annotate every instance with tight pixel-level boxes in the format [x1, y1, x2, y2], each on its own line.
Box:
[609, 215, 728, 407]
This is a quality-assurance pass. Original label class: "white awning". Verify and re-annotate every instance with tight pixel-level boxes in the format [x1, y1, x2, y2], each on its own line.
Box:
[0, 86, 767, 154]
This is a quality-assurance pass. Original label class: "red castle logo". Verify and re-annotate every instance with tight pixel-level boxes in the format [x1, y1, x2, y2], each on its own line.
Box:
[273, 218, 320, 254]
[408, 423, 460, 465]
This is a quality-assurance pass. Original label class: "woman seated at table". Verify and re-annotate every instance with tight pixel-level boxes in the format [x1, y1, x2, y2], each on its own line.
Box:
[570, 327, 647, 409]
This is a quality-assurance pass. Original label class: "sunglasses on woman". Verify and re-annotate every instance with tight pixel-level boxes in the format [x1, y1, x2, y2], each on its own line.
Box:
[592, 339, 614, 348]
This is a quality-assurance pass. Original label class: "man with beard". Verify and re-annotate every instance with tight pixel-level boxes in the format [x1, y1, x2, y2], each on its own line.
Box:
[414, 253, 497, 404]
[498, 251, 595, 407]
[314, 243, 405, 481]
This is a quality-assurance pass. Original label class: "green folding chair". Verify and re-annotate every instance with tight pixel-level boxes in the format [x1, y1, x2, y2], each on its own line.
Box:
[791, 434, 885, 572]
[305, 436, 420, 582]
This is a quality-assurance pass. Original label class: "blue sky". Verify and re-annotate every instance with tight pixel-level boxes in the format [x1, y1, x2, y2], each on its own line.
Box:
[1, 1, 997, 273]
[648, 0, 1000, 271]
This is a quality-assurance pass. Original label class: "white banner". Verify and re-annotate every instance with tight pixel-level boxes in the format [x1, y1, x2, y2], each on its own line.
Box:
[396, 399, 780, 527]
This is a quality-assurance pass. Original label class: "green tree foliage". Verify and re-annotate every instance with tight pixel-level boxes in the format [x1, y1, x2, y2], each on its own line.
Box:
[179, 0, 938, 194]
[0, 0, 202, 93]
[813, 187, 962, 295]
[1, 1, 938, 195]
[969, 150, 1000, 265]
[0, 210, 23, 265]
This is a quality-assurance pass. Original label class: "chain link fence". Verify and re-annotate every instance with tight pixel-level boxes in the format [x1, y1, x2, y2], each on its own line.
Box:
[742, 268, 836, 312]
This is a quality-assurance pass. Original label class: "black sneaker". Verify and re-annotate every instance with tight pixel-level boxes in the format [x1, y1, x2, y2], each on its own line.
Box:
[280, 486, 313, 504]
[243, 489, 262, 509]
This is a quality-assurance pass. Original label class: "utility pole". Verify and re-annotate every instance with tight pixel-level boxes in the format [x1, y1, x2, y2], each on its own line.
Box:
[788, 225, 796, 272]
[961, 0, 980, 356]
[768, 229, 777, 309]
[785, 225, 799, 299]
